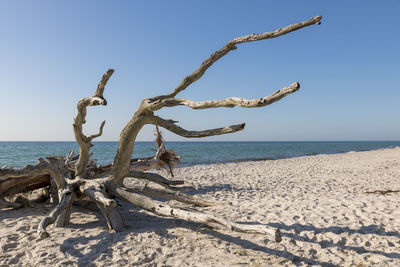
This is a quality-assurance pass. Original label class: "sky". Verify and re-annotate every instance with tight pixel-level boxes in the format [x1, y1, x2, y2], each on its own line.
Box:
[0, 1, 399, 141]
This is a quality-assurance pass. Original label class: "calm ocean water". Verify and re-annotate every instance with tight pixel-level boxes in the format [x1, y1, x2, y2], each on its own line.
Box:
[1, 141, 399, 168]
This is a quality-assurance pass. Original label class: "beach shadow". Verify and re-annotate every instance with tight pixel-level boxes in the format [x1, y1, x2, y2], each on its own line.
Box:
[268, 222, 400, 238]
[59, 207, 183, 266]
[184, 183, 250, 195]
[197, 227, 340, 267]
[0, 204, 54, 221]
[268, 222, 400, 259]
[60, 231, 112, 266]
[60, 208, 338, 267]
[3, 202, 398, 265]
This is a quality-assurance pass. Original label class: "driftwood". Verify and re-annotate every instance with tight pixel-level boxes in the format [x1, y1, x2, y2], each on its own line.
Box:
[0, 15, 322, 242]
[364, 189, 400, 195]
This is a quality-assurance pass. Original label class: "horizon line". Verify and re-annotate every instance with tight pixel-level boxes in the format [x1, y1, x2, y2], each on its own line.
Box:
[1, 140, 400, 143]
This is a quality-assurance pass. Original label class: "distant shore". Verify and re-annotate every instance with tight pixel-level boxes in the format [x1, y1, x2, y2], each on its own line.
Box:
[176, 145, 400, 167]
[1, 147, 400, 266]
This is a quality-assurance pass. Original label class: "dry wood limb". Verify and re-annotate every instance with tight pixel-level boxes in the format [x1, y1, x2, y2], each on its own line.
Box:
[113, 187, 280, 241]
[126, 171, 184, 189]
[155, 125, 164, 149]
[365, 189, 400, 195]
[125, 185, 218, 207]
[0, 174, 50, 197]
[94, 69, 114, 99]
[149, 116, 245, 138]
[127, 159, 169, 174]
[163, 16, 321, 99]
[0, 158, 65, 192]
[37, 188, 74, 239]
[82, 181, 124, 231]
[154, 125, 176, 176]
[0, 158, 49, 179]
[0, 188, 49, 209]
[73, 69, 114, 177]
[160, 82, 300, 110]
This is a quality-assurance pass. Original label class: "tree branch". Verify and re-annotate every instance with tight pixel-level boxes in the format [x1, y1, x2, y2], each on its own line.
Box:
[93, 69, 115, 99]
[0, 158, 66, 191]
[82, 181, 124, 231]
[83, 183, 117, 208]
[37, 188, 74, 239]
[124, 185, 219, 207]
[0, 174, 50, 197]
[113, 187, 281, 241]
[160, 82, 299, 109]
[126, 171, 184, 189]
[165, 16, 321, 98]
[0, 158, 49, 178]
[73, 69, 114, 177]
[88, 120, 106, 142]
[149, 116, 245, 138]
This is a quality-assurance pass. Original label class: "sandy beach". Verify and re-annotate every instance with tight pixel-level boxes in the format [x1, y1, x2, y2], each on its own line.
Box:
[1, 147, 399, 266]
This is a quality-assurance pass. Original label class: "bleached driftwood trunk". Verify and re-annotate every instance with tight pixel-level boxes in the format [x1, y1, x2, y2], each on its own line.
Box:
[0, 15, 322, 242]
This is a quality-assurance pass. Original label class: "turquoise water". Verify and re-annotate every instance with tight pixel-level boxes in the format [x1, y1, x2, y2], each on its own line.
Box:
[1, 141, 399, 168]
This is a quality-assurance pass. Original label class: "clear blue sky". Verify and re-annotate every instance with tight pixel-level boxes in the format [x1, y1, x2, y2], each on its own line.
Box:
[0, 1, 399, 141]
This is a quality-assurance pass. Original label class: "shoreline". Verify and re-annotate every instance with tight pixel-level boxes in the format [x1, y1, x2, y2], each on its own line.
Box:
[1, 147, 400, 266]
[176, 145, 400, 167]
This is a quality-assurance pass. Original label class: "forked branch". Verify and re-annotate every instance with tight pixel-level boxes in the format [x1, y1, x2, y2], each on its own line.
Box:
[164, 16, 321, 99]
[73, 69, 114, 177]
[111, 16, 321, 182]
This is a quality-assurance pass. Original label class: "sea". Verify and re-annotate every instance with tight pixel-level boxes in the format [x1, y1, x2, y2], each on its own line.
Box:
[1, 141, 399, 169]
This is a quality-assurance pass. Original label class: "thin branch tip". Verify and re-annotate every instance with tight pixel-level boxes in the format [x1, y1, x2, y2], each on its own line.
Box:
[94, 69, 115, 98]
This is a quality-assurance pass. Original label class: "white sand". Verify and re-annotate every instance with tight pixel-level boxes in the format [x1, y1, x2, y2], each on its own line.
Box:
[1, 147, 400, 266]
